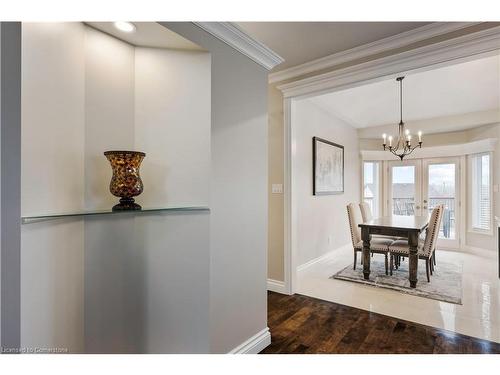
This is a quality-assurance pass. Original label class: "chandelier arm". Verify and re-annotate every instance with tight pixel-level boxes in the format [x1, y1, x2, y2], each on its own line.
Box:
[389, 147, 401, 159]
[404, 143, 422, 157]
[391, 143, 421, 160]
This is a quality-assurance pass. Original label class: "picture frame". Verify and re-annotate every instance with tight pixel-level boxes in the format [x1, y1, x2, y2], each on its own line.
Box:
[313, 137, 344, 195]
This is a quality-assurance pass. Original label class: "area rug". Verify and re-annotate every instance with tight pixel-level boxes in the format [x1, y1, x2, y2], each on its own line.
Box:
[331, 257, 463, 304]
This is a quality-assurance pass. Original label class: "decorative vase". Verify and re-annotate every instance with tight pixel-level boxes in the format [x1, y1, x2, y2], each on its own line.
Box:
[104, 150, 146, 211]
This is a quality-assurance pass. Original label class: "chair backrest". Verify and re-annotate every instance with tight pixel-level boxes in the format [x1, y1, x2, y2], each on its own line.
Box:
[347, 203, 363, 246]
[421, 205, 444, 256]
[359, 202, 373, 222]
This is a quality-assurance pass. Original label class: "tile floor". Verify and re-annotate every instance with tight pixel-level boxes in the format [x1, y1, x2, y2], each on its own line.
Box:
[297, 245, 500, 343]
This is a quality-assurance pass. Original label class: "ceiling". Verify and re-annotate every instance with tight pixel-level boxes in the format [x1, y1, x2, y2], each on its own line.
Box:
[236, 22, 430, 71]
[86, 22, 205, 51]
[310, 54, 500, 132]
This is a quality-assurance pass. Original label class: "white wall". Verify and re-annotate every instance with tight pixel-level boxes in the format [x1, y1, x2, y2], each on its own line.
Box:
[293, 99, 361, 266]
[84, 212, 210, 353]
[21, 23, 212, 353]
[84, 26, 135, 209]
[21, 22, 85, 353]
[134, 47, 211, 207]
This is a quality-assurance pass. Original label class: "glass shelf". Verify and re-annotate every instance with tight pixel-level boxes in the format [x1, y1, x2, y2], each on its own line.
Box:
[22, 206, 210, 224]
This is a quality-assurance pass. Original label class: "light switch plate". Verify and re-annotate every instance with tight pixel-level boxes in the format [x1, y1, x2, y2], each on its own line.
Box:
[271, 184, 283, 194]
[494, 184, 499, 193]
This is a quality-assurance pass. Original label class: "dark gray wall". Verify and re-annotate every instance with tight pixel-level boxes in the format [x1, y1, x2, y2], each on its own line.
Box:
[1, 22, 22, 352]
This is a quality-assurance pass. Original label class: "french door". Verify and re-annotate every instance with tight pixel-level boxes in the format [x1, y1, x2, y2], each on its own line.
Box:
[388, 159, 423, 217]
[422, 158, 460, 248]
[387, 157, 460, 248]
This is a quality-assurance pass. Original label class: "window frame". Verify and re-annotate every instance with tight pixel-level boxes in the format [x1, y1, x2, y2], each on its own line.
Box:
[468, 152, 493, 236]
[361, 160, 382, 219]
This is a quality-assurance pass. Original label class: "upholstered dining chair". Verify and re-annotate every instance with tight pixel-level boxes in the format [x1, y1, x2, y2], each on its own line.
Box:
[359, 202, 374, 222]
[388, 205, 444, 282]
[347, 203, 392, 274]
[359, 202, 400, 242]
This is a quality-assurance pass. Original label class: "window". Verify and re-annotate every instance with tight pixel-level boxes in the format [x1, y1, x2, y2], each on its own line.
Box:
[470, 153, 491, 232]
[363, 162, 380, 218]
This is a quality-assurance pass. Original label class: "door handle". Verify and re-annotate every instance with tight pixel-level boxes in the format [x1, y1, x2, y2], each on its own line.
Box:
[416, 205, 421, 209]
[423, 206, 427, 209]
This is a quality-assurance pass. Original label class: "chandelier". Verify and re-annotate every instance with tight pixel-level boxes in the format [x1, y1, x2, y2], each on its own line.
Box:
[382, 76, 422, 160]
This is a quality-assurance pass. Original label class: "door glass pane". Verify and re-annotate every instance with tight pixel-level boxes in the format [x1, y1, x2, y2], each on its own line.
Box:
[363, 162, 380, 218]
[392, 166, 415, 216]
[428, 163, 456, 239]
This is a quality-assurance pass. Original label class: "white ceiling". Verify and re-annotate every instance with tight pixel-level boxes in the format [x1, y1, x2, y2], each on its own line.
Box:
[236, 22, 430, 71]
[85, 22, 205, 51]
[310, 54, 500, 131]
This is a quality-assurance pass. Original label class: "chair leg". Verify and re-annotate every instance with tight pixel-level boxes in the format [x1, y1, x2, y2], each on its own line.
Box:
[385, 253, 388, 275]
[425, 259, 430, 282]
[429, 257, 433, 275]
[390, 254, 393, 276]
[354, 251, 357, 270]
[433, 252, 436, 265]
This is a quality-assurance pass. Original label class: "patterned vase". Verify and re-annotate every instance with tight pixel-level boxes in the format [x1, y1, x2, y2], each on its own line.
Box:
[104, 151, 146, 211]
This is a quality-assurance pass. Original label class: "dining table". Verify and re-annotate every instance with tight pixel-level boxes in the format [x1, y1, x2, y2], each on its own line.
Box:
[358, 215, 430, 288]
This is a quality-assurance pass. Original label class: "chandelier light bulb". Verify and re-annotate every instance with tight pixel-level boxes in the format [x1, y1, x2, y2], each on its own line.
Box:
[418, 131, 422, 142]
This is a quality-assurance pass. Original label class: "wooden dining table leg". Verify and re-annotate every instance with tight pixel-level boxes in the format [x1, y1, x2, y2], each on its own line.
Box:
[408, 231, 419, 288]
[362, 227, 371, 280]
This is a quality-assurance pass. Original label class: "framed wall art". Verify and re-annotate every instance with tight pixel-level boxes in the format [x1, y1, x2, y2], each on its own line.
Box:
[313, 137, 344, 195]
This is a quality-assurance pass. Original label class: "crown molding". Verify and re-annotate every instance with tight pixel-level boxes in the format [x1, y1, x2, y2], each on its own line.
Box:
[277, 25, 500, 98]
[269, 22, 481, 84]
[193, 22, 284, 70]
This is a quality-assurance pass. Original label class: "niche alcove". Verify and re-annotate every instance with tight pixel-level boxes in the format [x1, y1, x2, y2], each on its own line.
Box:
[20, 22, 211, 353]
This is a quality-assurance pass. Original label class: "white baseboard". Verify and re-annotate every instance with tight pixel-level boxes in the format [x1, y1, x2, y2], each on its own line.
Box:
[458, 245, 497, 259]
[267, 278, 288, 294]
[229, 327, 271, 354]
[297, 243, 351, 273]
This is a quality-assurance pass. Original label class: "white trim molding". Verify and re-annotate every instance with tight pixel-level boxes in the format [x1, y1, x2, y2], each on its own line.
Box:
[278, 25, 500, 98]
[267, 278, 288, 294]
[229, 327, 271, 354]
[360, 138, 498, 161]
[193, 22, 284, 70]
[269, 22, 480, 84]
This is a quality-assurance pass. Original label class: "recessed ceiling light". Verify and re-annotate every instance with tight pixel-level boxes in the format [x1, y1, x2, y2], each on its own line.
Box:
[113, 21, 136, 33]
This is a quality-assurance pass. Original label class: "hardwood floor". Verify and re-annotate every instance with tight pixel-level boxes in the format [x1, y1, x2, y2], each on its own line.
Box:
[261, 292, 500, 354]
